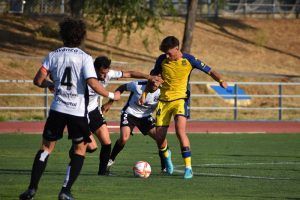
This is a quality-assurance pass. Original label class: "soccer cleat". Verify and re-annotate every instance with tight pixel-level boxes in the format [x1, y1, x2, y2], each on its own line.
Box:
[164, 149, 174, 175]
[58, 191, 74, 200]
[107, 159, 114, 168]
[184, 167, 193, 179]
[160, 168, 167, 174]
[19, 189, 36, 200]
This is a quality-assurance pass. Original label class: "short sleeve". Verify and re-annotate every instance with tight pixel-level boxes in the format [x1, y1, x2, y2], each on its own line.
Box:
[83, 55, 97, 79]
[107, 70, 123, 80]
[183, 53, 211, 74]
[42, 54, 50, 70]
[151, 54, 166, 75]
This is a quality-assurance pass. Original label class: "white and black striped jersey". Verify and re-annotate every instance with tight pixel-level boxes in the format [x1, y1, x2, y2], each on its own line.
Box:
[87, 70, 123, 112]
[122, 80, 160, 118]
[42, 47, 97, 117]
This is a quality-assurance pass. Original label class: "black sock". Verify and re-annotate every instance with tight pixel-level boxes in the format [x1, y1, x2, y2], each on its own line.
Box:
[29, 150, 49, 190]
[68, 145, 74, 160]
[110, 140, 125, 161]
[98, 144, 111, 175]
[61, 154, 84, 192]
[158, 150, 166, 170]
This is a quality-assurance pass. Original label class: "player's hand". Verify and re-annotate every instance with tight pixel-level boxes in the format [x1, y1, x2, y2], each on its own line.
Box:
[220, 81, 228, 89]
[48, 84, 55, 93]
[138, 92, 147, 105]
[113, 91, 121, 101]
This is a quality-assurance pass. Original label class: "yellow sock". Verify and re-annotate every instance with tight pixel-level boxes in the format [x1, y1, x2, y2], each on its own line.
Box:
[182, 146, 192, 168]
[159, 146, 169, 158]
[183, 157, 192, 168]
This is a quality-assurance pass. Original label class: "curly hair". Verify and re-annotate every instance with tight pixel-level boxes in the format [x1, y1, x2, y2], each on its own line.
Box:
[59, 18, 86, 47]
[94, 56, 111, 70]
[159, 36, 180, 53]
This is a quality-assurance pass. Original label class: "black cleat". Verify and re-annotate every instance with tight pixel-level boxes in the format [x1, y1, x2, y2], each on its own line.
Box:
[19, 189, 36, 200]
[58, 191, 74, 200]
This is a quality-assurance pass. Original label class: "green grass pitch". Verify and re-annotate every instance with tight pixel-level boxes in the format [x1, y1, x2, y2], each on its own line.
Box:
[0, 133, 300, 200]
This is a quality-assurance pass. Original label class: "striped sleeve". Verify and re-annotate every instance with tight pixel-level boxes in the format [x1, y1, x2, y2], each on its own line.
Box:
[150, 54, 166, 75]
[184, 53, 211, 74]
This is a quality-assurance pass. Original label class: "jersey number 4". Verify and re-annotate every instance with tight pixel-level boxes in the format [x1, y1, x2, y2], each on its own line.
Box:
[61, 67, 72, 90]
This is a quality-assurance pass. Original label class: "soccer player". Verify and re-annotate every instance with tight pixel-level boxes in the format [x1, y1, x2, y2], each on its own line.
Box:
[150, 36, 228, 179]
[19, 18, 120, 200]
[101, 78, 167, 172]
[69, 56, 161, 176]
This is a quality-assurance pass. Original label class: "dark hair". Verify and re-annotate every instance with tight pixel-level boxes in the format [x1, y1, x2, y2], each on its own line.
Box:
[59, 18, 86, 47]
[94, 56, 111, 70]
[159, 36, 180, 53]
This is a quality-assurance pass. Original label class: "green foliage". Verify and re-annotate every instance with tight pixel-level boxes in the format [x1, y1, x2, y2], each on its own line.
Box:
[85, 0, 176, 43]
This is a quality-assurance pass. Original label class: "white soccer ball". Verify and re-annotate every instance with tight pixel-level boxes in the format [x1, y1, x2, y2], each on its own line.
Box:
[133, 161, 151, 178]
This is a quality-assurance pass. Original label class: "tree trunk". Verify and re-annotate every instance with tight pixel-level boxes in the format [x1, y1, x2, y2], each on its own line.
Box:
[69, 0, 84, 18]
[181, 0, 198, 54]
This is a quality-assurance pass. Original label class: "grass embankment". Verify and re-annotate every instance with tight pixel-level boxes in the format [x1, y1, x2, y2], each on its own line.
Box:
[0, 15, 299, 121]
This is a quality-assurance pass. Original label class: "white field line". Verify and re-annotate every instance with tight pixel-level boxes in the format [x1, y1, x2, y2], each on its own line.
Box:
[190, 161, 300, 167]
[173, 169, 293, 180]
[174, 162, 300, 180]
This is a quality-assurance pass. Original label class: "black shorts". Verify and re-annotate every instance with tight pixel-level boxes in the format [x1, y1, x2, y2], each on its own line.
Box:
[88, 108, 107, 133]
[43, 110, 91, 143]
[120, 111, 155, 135]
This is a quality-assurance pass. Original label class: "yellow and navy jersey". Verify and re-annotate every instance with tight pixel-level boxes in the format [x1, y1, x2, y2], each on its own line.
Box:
[151, 53, 211, 101]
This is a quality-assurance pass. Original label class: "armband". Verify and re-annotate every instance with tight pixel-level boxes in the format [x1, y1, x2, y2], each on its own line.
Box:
[219, 79, 224, 83]
[108, 92, 115, 100]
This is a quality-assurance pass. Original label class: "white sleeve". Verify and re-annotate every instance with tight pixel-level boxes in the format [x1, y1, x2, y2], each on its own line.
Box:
[83, 55, 97, 80]
[108, 70, 123, 80]
[42, 54, 50, 70]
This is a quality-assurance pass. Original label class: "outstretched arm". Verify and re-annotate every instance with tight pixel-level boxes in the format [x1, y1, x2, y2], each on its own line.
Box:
[101, 84, 127, 114]
[87, 78, 120, 101]
[122, 71, 162, 83]
[209, 70, 228, 89]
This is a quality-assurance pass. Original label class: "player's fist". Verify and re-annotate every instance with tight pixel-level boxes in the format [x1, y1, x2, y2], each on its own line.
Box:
[220, 81, 228, 89]
[113, 91, 121, 101]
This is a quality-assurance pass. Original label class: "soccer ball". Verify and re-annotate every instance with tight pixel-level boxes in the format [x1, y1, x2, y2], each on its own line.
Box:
[133, 161, 151, 178]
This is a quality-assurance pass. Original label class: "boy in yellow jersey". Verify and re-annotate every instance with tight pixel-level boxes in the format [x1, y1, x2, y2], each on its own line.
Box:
[150, 36, 228, 179]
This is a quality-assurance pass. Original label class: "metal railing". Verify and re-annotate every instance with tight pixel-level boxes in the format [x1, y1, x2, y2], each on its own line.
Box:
[0, 80, 300, 121]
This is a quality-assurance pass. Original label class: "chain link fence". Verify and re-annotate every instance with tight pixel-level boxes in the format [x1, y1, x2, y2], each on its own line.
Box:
[2, 0, 299, 17]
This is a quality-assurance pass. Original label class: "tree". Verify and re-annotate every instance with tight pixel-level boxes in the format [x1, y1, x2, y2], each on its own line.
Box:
[69, 0, 85, 18]
[181, 0, 198, 53]
[85, 0, 175, 43]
